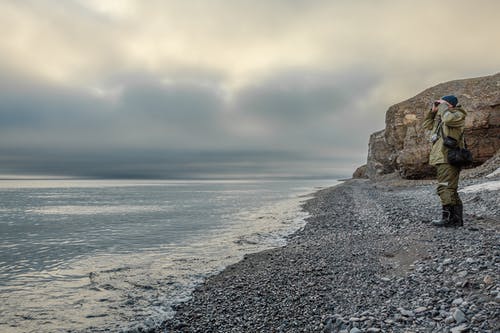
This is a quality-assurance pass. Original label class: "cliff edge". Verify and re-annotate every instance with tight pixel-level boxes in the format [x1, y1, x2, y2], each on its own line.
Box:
[357, 73, 500, 179]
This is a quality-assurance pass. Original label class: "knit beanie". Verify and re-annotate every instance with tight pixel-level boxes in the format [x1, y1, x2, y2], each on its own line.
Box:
[441, 95, 458, 107]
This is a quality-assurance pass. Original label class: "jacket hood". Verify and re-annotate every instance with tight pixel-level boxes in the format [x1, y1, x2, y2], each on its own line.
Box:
[453, 105, 467, 115]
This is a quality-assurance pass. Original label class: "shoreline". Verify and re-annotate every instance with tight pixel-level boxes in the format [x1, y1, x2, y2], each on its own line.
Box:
[158, 176, 499, 332]
[0, 179, 337, 333]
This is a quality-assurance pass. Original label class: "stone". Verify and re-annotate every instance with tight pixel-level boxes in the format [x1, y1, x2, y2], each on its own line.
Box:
[349, 328, 362, 333]
[471, 313, 486, 323]
[483, 275, 494, 285]
[450, 323, 469, 333]
[362, 72, 500, 179]
[399, 308, 415, 317]
[452, 298, 463, 306]
[415, 306, 427, 314]
[452, 308, 467, 324]
[323, 318, 334, 332]
[352, 164, 368, 179]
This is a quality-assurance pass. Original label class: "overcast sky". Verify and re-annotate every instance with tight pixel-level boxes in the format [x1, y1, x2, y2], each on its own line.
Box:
[1, 0, 499, 179]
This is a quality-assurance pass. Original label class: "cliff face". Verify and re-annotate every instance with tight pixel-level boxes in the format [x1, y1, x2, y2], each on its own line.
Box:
[365, 72, 500, 179]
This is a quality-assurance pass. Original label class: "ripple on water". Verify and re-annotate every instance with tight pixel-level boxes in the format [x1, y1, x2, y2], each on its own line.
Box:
[0, 179, 337, 332]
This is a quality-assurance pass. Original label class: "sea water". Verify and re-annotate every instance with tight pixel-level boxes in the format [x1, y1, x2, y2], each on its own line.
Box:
[0, 178, 338, 332]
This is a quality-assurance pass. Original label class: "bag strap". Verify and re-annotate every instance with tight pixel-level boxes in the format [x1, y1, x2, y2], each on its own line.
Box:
[439, 120, 447, 141]
[436, 118, 443, 137]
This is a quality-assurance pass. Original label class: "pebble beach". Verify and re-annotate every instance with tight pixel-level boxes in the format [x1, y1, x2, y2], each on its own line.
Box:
[158, 176, 499, 333]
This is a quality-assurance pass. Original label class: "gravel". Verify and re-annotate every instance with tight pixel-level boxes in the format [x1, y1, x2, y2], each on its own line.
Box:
[157, 176, 499, 333]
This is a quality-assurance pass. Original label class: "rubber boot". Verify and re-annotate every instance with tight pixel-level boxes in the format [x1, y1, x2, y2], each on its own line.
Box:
[452, 204, 464, 227]
[432, 205, 453, 227]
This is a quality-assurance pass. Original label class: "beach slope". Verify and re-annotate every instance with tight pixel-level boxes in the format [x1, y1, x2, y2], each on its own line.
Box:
[159, 177, 499, 332]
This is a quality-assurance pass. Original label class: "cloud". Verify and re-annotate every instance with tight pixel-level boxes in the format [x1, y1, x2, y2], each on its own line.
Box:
[0, 0, 499, 178]
[1, 148, 348, 179]
[0, 65, 372, 177]
[227, 68, 381, 149]
[0, 71, 223, 150]
[3, 0, 497, 86]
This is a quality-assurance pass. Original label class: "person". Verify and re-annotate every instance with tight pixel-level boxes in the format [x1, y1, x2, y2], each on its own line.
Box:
[422, 95, 467, 227]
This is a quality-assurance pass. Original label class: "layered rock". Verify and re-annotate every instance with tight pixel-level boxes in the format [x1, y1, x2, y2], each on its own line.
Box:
[365, 72, 500, 179]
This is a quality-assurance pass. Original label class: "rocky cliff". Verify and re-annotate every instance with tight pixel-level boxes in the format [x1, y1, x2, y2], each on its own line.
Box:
[360, 73, 500, 179]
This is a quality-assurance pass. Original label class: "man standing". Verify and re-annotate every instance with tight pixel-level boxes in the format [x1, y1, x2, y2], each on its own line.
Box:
[422, 95, 467, 227]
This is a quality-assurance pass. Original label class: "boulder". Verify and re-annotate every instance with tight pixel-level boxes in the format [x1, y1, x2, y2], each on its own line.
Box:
[352, 164, 368, 179]
[366, 72, 500, 179]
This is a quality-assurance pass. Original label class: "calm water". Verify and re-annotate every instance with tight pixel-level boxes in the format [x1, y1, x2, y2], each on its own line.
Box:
[0, 178, 338, 332]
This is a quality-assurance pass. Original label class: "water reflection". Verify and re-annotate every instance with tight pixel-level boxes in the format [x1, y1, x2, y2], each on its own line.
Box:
[0, 179, 337, 332]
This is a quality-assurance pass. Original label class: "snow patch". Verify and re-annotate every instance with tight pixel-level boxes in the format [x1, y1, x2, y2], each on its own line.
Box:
[459, 180, 500, 193]
[486, 167, 500, 178]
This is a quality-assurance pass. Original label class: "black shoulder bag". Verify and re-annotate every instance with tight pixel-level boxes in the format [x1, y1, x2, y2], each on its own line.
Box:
[441, 127, 473, 167]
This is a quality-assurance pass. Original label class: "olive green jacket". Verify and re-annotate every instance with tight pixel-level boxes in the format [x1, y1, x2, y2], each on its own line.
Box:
[422, 104, 467, 165]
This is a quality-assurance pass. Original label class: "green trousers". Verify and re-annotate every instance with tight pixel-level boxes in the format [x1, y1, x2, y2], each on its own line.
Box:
[436, 163, 462, 206]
